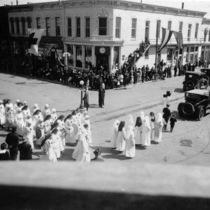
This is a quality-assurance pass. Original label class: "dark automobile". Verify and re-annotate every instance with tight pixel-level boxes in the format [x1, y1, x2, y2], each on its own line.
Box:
[183, 71, 208, 91]
[201, 68, 210, 80]
[178, 89, 210, 120]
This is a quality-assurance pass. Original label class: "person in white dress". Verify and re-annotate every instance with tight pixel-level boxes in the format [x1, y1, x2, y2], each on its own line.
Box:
[15, 109, 25, 136]
[126, 114, 135, 130]
[0, 100, 6, 128]
[32, 104, 39, 115]
[154, 113, 164, 144]
[83, 115, 92, 144]
[134, 117, 142, 146]
[149, 112, 155, 142]
[116, 121, 126, 152]
[111, 119, 120, 149]
[143, 116, 151, 147]
[72, 125, 91, 163]
[51, 108, 58, 123]
[23, 116, 34, 150]
[42, 104, 51, 119]
[125, 125, 135, 158]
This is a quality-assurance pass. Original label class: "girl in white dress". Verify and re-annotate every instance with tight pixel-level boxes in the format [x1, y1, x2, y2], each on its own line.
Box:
[125, 125, 135, 158]
[111, 120, 120, 148]
[143, 116, 151, 147]
[154, 113, 164, 144]
[116, 121, 126, 152]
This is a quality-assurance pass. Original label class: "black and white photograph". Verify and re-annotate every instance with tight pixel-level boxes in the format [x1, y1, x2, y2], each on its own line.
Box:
[0, 0, 210, 209]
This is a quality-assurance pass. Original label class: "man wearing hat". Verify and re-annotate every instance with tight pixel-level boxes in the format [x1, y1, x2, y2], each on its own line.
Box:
[5, 126, 19, 160]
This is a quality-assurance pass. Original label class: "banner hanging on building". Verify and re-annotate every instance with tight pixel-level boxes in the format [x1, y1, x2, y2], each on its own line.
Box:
[158, 28, 183, 52]
[173, 31, 183, 49]
[158, 27, 173, 52]
[28, 29, 45, 56]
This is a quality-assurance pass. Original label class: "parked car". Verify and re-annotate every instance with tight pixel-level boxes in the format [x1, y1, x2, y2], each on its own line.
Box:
[178, 89, 210, 120]
[200, 68, 210, 80]
[183, 71, 208, 91]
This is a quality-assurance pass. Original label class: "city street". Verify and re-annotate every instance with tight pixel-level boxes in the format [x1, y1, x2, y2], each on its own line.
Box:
[0, 72, 210, 166]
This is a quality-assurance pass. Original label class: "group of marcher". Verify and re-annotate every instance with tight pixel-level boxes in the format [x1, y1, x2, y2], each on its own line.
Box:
[0, 99, 100, 162]
[111, 100, 177, 159]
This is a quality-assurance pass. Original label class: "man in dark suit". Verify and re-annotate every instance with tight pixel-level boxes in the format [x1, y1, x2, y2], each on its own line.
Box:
[98, 80, 105, 108]
[18, 139, 32, 160]
[162, 104, 171, 131]
[5, 126, 19, 160]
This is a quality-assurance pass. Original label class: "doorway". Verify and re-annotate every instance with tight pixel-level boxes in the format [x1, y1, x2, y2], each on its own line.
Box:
[96, 54, 109, 72]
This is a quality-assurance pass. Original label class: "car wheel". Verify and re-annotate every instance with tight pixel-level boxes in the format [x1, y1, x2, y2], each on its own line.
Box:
[197, 106, 204, 121]
[178, 103, 184, 117]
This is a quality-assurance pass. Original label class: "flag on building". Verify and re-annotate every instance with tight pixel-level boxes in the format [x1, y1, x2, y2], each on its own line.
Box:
[158, 27, 173, 52]
[43, 45, 54, 57]
[28, 28, 45, 56]
[173, 31, 183, 49]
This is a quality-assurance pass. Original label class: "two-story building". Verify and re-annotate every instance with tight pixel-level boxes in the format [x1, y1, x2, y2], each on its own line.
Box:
[7, 0, 210, 72]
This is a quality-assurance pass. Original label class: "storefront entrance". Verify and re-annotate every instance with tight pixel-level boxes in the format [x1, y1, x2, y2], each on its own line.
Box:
[95, 46, 110, 72]
[96, 54, 109, 72]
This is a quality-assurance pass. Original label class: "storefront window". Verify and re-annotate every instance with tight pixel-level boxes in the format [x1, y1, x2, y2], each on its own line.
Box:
[76, 45, 82, 68]
[190, 47, 194, 52]
[85, 46, 92, 69]
[67, 45, 73, 66]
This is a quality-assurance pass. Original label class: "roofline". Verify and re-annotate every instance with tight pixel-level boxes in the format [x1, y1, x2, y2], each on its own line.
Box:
[5, 0, 207, 17]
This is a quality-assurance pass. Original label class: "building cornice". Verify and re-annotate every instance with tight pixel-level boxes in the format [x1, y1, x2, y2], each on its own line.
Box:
[6, 0, 207, 18]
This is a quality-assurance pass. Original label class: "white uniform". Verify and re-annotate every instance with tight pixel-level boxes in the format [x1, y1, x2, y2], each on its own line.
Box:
[154, 113, 163, 143]
[0, 102, 5, 125]
[116, 128, 126, 152]
[125, 126, 135, 158]
[112, 120, 120, 148]
[143, 116, 151, 146]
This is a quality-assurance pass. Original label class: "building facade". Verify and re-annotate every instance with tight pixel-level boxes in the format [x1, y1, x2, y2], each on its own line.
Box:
[7, 0, 210, 72]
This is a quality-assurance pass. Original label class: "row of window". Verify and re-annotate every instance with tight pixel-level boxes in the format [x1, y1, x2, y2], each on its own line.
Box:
[10, 17, 31, 35]
[10, 16, 210, 42]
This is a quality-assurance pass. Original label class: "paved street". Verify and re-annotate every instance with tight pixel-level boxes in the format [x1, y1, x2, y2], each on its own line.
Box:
[0, 72, 210, 166]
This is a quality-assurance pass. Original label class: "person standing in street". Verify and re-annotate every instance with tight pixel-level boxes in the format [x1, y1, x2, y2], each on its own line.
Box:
[83, 88, 89, 111]
[162, 104, 171, 131]
[5, 126, 19, 160]
[98, 80, 105, 108]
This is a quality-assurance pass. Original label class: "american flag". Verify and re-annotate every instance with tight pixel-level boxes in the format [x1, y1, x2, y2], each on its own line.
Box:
[43, 45, 54, 57]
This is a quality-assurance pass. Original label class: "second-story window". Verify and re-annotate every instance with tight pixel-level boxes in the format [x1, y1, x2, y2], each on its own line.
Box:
[10, 18, 15, 34]
[156, 20, 161, 39]
[131, 18, 137, 39]
[168, 21, 172, 30]
[85, 17, 90, 38]
[76, 17, 81, 37]
[55, 17, 60, 36]
[21, 17, 26, 35]
[195, 23, 199, 39]
[179, 22, 183, 33]
[115, 17, 121, 38]
[99, 17, 107, 35]
[37, 18, 41, 29]
[46, 17, 50, 36]
[187, 24, 192, 41]
[145, 20, 150, 40]
[27, 17, 31, 29]
[67, 18, 72, 37]
[15, 18, 20, 34]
